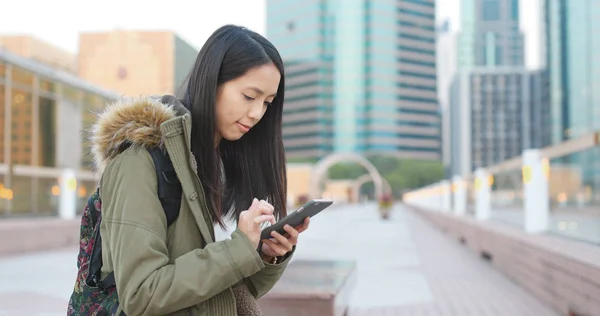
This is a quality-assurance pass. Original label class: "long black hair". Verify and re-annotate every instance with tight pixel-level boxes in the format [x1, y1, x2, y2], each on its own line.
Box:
[181, 25, 287, 227]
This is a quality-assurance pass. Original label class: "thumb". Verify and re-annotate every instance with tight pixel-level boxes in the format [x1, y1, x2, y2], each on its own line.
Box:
[249, 198, 259, 210]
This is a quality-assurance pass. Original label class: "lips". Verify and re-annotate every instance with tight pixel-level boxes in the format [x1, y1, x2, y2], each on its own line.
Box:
[237, 122, 252, 133]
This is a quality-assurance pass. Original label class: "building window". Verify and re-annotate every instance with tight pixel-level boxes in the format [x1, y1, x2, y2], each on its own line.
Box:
[39, 77, 58, 94]
[495, 46, 503, 65]
[511, 0, 519, 21]
[38, 96, 57, 167]
[81, 93, 108, 169]
[62, 85, 81, 102]
[11, 88, 33, 165]
[12, 66, 35, 89]
[482, 0, 500, 21]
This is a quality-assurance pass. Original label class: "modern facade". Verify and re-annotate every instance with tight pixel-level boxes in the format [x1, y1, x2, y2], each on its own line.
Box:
[526, 69, 551, 149]
[458, 0, 524, 68]
[545, 0, 600, 189]
[267, 0, 440, 160]
[449, 68, 550, 176]
[0, 50, 119, 216]
[78, 30, 198, 96]
[545, 0, 600, 142]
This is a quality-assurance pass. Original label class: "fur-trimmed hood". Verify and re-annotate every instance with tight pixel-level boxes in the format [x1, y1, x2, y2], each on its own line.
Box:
[89, 95, 188, 173]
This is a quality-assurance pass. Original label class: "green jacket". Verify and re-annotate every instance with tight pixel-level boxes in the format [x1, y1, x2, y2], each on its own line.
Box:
[92, 95, 292, 315]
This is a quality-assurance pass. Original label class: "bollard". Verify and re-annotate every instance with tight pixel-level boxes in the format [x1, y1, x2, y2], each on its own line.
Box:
[440, 180, 452, 212]
[474, 168, 491, 221]
[59, 168, 77, 220]
[452, 175, 466, 215]
[522, 149, 549, 233]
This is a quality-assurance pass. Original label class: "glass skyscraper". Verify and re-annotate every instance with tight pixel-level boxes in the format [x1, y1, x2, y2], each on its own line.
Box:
[459, 0, 523, 68]
[546, 0, 600, 142]
[267, 0, 440, 160]
[545, 0, 600, 190]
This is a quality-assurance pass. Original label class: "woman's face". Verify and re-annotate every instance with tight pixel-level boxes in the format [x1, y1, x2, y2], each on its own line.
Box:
[215, 62, 281, 142]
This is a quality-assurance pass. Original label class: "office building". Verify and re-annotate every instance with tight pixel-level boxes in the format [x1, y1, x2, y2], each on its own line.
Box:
[458, 0, 524, 68]
[545, 0, 600, 142]
[0, 50, 118, 216]
[449, 68, 550, 176]
[545, 0, 600, 189]
[267, 0, 440, 160]
[78, 30, 198, 96]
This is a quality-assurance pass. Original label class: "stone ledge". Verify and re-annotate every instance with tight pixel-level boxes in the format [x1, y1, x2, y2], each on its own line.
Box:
[405, 204, 600, 316]
[0, 217, 80, 257]
[258, 260, 357, 316]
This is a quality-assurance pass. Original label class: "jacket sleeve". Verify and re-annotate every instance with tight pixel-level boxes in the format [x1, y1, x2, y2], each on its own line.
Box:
[244, 248, 295, 299]
[99, 147, 265, 315]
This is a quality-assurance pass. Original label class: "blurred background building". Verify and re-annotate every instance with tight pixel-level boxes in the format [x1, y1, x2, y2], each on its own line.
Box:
[0, 50, 118, 216]
[267, 0, 440, 161]
[78, 30, 198, 96]
[436, 19, 458, 177]
[458, 0, 524, 68]
[0, 35, 77, 73]
[446, 0, 551, 177]
[449, 68, 550, 176]
[545, 0, 600, 190]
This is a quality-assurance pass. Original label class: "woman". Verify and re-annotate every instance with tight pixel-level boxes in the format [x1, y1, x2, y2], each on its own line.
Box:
[89, 25, 309, 315]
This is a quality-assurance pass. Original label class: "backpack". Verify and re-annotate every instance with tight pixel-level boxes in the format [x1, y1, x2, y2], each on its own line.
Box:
[67, 147, 182, 316]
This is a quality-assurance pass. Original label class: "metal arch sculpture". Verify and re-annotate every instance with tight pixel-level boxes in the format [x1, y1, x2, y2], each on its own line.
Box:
[308, 153, 385, 200]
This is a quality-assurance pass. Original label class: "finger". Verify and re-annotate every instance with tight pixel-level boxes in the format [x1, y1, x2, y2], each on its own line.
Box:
[299, 217, 311, 232]
[261, 237, 279, 245]
[262, 239, 288, 256]
[254, 200, 274, 215]
[293, 217, 310, 234]
[283, 224, 299, 240]
[270, 231, 293, 250]
[248, 198, 259, 211]
[254, 215, 275, 224]
[304, 216, 310, 226]
[260, 243, 276, 257]
[259, 199, 274, 212]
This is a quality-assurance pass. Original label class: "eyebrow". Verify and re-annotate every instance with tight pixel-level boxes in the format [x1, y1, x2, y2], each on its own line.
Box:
[248, 86, 277, 98]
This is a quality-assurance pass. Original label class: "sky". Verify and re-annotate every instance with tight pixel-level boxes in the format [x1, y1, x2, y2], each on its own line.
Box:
[0, 0, 268, 53]
[2, 0, 456, 54]
[1, 0, 540, 69]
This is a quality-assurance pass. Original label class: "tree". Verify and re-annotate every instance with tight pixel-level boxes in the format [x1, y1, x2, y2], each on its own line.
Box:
[327, 162, 367, 179]
[290, 155, 445, 199]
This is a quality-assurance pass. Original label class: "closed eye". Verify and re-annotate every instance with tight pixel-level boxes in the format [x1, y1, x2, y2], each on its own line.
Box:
[244, 94, 272, 107]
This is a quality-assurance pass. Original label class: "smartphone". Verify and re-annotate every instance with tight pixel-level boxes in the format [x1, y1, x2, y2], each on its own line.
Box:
[260, 199, 333, 240]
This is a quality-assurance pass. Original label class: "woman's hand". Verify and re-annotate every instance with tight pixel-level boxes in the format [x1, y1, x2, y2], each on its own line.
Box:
[260, 217, 310, 263]
[238, 199, 276, 249]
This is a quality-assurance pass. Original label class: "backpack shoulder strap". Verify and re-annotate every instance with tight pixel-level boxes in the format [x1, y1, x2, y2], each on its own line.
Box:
[148, 147, 182, 227]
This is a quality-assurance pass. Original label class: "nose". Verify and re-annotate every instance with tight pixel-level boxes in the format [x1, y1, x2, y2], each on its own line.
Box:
[247, 100, 264, 120]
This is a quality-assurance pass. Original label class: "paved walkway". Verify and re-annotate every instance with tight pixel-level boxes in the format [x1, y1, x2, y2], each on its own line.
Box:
[291, 203, 558, 315]
[0, 203, 558, 315]
[0, 248, 77, 316]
